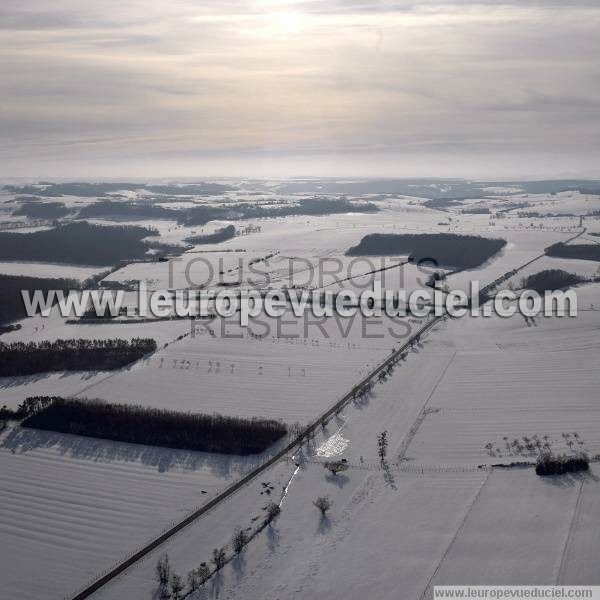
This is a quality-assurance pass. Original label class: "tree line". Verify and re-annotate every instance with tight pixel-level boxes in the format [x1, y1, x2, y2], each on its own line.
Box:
[184, 225, 236, 245]
[0, 337, 156, 376]
[21, 397, 287, 455]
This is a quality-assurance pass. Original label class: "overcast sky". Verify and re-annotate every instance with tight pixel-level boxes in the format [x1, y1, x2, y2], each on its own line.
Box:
[1, 0, 599, 179]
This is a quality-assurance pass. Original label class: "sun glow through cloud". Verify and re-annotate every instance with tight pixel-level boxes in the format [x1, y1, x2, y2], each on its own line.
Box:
[0, 0, 599, 178]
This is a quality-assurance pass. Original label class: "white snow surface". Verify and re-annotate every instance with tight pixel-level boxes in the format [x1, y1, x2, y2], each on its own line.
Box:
[2, 193, 600, 599]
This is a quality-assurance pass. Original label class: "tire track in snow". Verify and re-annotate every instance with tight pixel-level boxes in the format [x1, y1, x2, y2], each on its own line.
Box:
[556, 478, 586, 584]
[396, 351, 457, 462]
[418, 468, 492, 600]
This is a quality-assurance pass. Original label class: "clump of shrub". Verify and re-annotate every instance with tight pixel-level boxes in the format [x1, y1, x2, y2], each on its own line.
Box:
[535, 452, 589, 476]
[264, 501, 281, 524]
[323, 460, 349, 476]
[426, 271, 447, 288]
[232, 526, 250, 554]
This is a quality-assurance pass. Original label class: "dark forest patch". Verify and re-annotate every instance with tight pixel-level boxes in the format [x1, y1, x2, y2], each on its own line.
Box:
[520, 269, 587, 294]
[12, 201, 71, 219]
[0, 274, 78, 325]
[181, 197, 378, 226]
[21, 397, 287, 455]
[72, 196, 377, 226]
[77, 200, 180, 220]
[0, 338, 156, 376]
[0, 221, 171, 266]
[546, 242, 600, 262]
[346, 233, 506, 270]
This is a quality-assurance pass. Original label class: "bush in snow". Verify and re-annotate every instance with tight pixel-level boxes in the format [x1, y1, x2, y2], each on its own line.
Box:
[313, 496, 333, 516]
[323, 460, 348, 476]
[212, 547, 227, 572]
[232, 526, 250, 554]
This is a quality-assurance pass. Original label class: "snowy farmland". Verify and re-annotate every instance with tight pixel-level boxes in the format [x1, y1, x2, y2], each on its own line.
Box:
[86, 290, 600, 600]
[2, 180, 600, 600]
[80, 311, 420, 422]
[401, 310, 600, 466]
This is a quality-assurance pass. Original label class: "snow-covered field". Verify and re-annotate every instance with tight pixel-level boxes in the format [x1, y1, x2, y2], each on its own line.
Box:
[0, 423, 279, 600]
[81, 311, 418, 422]
[404, 310, 600, 466]
[87, 289, 600, 600]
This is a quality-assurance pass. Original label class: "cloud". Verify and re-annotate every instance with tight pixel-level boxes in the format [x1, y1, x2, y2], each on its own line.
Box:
[1, 0, 599, 178]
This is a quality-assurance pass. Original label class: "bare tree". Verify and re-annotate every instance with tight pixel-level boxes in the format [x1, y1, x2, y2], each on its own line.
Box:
[155, 554, 171, 589]
[170, 573, 184, 600]
[212, 546, 227, 572]
[313, 496, 332, 516]
[232, 526, 250, 554]
[377, 430, 388, 465]
[187, 569, 200, 593]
